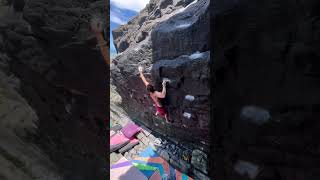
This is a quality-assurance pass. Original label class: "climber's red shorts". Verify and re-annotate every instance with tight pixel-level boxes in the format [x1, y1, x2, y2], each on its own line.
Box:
[156, 106, 167, 116]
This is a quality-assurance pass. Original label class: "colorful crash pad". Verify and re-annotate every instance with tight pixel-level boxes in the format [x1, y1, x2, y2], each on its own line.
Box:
[111, 157, 148, 180]
[132, 146, 194, 180]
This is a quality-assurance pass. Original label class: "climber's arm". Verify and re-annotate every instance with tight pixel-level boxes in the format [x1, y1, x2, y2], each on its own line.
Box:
[155, 81, 166, 98]
[139, 71, 149, 86]
[95, 33, 110, 65]
[90, 18, 109, 65]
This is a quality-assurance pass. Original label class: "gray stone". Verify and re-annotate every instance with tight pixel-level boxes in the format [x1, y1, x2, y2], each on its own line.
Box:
[191, 149, 208, 174]
[136, 31, 149, 43]
[134, 145, 139, 150]
[166, 144, 170, 149]
[110, 153, 123, 165]
[234, 160, 261, 180]
[137, 132, 146, 140]
[150, 9, 162, 20]
[171, 144, 176, 149]
[240, 106, 271, 125]
[175, 0, 195, 7]
[163, 5, 174, 14]
[160, 0, 173, 9]
[148, 133, 156, 142]
[141, 136, 150, 145]
[141, 125, 152, 136]
[173, 150, 177, 155]
[131, 149, 137, 155]
[168, 137, 180, 145]
[160, 150, 170, 161]
[193, 168, 210, 180]
[154, 138, 162, 146]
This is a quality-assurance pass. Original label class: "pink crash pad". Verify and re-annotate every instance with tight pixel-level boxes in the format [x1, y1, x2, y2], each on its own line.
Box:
[110, 132, 130, 152]
[121, 122, 141, 139]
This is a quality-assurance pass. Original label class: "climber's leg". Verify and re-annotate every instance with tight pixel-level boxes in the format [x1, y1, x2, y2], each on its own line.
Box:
[164, 114, 171, 123]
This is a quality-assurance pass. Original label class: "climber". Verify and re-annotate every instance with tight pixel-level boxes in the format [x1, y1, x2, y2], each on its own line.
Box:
[90, 16, 110, 65]
[138, 66, 171, 123]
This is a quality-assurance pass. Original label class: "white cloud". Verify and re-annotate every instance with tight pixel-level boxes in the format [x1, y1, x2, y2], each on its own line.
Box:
[110, 10, 126, 25]
[111, 0, 150, 12]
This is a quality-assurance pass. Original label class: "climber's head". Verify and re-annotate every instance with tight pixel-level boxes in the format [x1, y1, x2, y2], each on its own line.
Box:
[146, 84, 155, 93]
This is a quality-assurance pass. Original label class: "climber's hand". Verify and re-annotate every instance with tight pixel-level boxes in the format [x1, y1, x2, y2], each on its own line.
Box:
[162, 80, 167, 87]
[138, 66, 143, 73]
[90, 17, 103, 34]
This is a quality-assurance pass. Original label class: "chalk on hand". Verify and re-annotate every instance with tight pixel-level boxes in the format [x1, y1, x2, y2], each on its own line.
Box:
[138, 66, 143, 72]
[162, 78, 171, 83]
[185, 95, 195, 101]
[183, 112, 192, 119]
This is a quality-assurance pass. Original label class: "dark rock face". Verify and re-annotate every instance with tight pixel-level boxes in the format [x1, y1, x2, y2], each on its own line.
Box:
[151, 0, 209, 60]
[0, 0, 107, 179]
[13, 0, 25, 12]
[112, 0, 210, 144]
[213, 0, 320, 179]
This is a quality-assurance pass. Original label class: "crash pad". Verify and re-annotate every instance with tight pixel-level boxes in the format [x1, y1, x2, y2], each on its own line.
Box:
[111, 157, 148, 180]
[110, 132, 130, 152]
[121, 122, 141, 139]
[132, 146, 194, 180]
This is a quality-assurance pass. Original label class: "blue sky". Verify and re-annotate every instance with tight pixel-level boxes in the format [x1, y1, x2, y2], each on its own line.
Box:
[110, 0, 149, 59]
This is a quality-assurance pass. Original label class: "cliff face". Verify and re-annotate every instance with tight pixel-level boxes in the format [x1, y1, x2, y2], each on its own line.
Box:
[0, 0, 107, 179]
[213, 0, 320, 179]
[111, 0, 211, 144]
